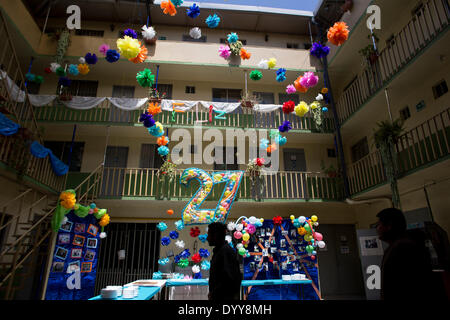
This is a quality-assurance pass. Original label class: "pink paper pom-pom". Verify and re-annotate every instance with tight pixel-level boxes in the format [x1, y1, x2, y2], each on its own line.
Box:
[218, 45, 231, 59]
[300, 72, 319, 88]
[99, 44, 110, 56]
[286, 84, 296, 94]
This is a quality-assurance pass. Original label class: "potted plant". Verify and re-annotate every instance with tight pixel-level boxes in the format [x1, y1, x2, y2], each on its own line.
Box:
[240, 91, 259, 109]
[148, 87, 166, 104]
[321, 161, 338, 178]
[358, 33, 379, 65]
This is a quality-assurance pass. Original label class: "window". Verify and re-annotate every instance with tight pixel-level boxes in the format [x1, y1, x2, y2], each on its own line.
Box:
[69, 80, 98, 97]
[278, 93, 300, 105]
[140, 144, 164, 168]
[75, 29, 104, 37]
[155, 84, 173, 99]
[112, 85, 135, 98]
[327, 148, 337, 158]
[400, 106, 411, 121]
[253, 92, 274, 104]
[43, 141, 85, 172]
[185, 86, 195, 94]
[182, 35, 207, 42]
[212, 88, 242, 102]
[214, 147, 238, 170]
[158, 36, 167, 40]
[287, 43, 299, 49]
[220, 38, 246, 45]
[351, 137, 369, 163]
[432, 80, 448, 99]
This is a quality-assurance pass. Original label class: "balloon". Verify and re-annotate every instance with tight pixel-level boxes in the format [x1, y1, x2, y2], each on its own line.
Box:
[236, 243, 243, 249]
[306, 245, 314, 253]
[298, 216, 306, 224]
[242, 233, 250, 242]
[304, 223, 311, 232]
[227, 222, 236, 231]
[314, 232, 323, 241]
[167, 209, 174, 215]
[248, 216, 258, 225]
[314, 222, 319, 227]
[235, 224, 243, 231]
[311, 215, 318, 222]
[298, 227, 306, 235]
[317, 241, 326, 248]
[238, 247, 246, 256]
[304, 234, 313, 242]
[234, 231, 242, 239]
[311, 255, 316, 260]
[290, 215, 295, 220]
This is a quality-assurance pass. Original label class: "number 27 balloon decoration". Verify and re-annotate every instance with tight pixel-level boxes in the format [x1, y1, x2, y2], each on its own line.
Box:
[180, 168, 244, 225]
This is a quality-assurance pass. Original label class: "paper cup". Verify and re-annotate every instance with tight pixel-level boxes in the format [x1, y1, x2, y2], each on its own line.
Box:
[122, 287, 134, 299]
[101, 288, 117, 299]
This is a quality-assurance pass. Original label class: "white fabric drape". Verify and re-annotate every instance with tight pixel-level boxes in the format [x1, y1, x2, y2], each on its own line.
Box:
[161, 99, 198, 112]
[252, 104, 282, 113]
[0, 71, 26, 103]
[107, 97, 148, 110]
[198, 101, 241, 113]
[28, 94, 57, 107]
[60, 96, 107, 110]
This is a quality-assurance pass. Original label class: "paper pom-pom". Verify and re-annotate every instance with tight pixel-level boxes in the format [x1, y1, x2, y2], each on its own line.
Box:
[206, 14, 220, 28]
[175, 220, 184, 230]
[218, 45, 231, 59]
[273, 216, 283, 225]
[78, 57, 85, 64]
[170, 231, 179, 239]
[187, 3, 200, 18]
[124, 28, 138, 39]
[105, 49, 120, 63]
[175, 240, 185, 248]
[139, 113, 155, 128]
[201, 260, 210, 270]
[158, 258, 169, 265]
[77, 64, 90, 75]
[227, 32, 239, 44]
[322, 107, 328, 112]
[147, 102, 161, 115]
[282, 100, 295, 114]
[198, 234, 207, 243]
[255, 158, 265, 166]
[310, 101, 321, 110]
[161, 237, 171, 246]
[129, 43, 148, 63]
[276, 135, 287, 146]
[190, 226, 200, 237]
[240, 48, 251, 60]
[55, 67, 66, 77]
[267, 58, 277, 69]
[50, 62, 61, 73]
[276, 73, 286, 82]
[157, 136, 169, 146]
[60, 191, 76, 209]
[44, 67, 52, 74]
[294, 77, 308, 93]
[258, 59, 269, 69]
[227, 222, 236, 231]
[295, 101, 310, 117]
[58, 77, 71, 87]
[279, 120, 292, 133]
[286, 84, 296, 94]
[199, 248, 210, 258]
[327, 21, 349, 46]
[259, 138, 269, 149]
[34, 75, 44, 84]
[99, 44, 110, 56]
[300, 72, 319, 88]
[99, 213, 110, 227]
[310, 42, 330, 59]
[136, 68, 155, 88]
[321, 87, 329, 94]
[191, 253, 201, 264]
[142, 25, 156, 40]
[181, 249, 191, 258]
[117, 36, 141, 59]
[148, 123, 164, 137]
[68, 64, 79, 76]
[316, 93, 324, 101]
[157, 222, 168, 231]
[158, 145, 170, 156]
[192, 264, 200, 274]
[161, 0, 177, 16]
[177, 258, 189, 268]
[189, 27, 202, 39]
[99, 232, 107, 239]
[25, 73, 35, 82]
[249, 70, 262, 81]
[85, 53, 98, 65]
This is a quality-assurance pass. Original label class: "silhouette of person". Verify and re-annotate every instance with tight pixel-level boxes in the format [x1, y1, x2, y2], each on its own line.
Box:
[207, 222, 242, 300]
[376, 208, 439, 300]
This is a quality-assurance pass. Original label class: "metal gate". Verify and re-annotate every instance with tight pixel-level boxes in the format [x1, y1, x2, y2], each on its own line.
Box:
[94, 222, 160, 295]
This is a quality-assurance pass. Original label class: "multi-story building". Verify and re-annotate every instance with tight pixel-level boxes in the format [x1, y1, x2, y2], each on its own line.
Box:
[0, 0, 448, 300]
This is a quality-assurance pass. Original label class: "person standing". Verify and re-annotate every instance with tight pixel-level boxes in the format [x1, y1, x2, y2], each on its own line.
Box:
[207, 222, 242, 300]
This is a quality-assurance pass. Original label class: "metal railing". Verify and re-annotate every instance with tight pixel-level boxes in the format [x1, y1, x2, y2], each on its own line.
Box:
[99, 167, 343, 201]
[336, 0, 449, 124]
[347, 107, 450, 195]
[0, 163, 104, 299]
[34, 99, 335, 133]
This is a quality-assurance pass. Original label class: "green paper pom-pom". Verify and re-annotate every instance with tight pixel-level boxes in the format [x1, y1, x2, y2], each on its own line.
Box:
[34, 75, 44, 84]
[136, 68, 155, 88]
[56, 67, 67, 77]
[249, 70, 263, 81]
[177, 258, 189, 268]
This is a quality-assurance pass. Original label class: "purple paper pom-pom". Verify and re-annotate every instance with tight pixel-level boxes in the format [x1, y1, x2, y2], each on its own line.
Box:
[58, 77, 72, 87]
[139, 113, 156, 128]
[85, 53, 98, 65]
[278, 120, 292, 133]
[310, 42, 330, 59]
[106, 49, 120, 63]
[124, 28, 138, 39]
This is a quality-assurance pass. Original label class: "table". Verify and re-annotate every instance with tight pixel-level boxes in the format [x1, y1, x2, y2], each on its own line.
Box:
[162, 279, 209, 300]
[89, 286, 162, 301]
[240, 279, 312, 300]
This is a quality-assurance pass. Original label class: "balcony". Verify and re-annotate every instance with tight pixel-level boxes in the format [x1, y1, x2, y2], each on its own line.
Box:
[66, 168, 344, 202]
[335, 0, 449, 125]
[347, 107, 450, 195]
[34, 99, 335, 133]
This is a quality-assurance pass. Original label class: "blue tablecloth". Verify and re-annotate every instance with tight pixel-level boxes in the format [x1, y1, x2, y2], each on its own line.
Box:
[166, 279, 209, 287]
[89, 286, 161, 301]
[241, 279, 312, 287]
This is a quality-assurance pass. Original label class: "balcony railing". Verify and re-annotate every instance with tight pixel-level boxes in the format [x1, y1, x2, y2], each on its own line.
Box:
[93, 168, 343, 201]
[336, 0, 449, 125]
[34, 99, 335, 133]
[347, 107, 450, 195]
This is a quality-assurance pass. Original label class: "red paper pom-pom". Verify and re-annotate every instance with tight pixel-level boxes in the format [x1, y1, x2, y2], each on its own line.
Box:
[191, 253, 202, 264]
[256, 158, 265, 167]
[44, 67, 52, 74]
[273, 216, 283, 225]
[190, 227, 200, 237]
[282, 101, 295, 114]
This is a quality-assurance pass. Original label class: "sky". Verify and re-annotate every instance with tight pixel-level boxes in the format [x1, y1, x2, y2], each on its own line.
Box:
[192, 0, 321, 12]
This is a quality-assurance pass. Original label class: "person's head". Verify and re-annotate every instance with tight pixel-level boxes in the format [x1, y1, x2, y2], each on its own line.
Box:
[376, 208, 407, 243]
[207, 222, 227, 247]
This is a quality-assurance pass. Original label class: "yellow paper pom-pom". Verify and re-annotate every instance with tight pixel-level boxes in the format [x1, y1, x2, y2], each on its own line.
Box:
[294, 101, 310, 117]
[116, 36, 141, 59]
[77, 64, 90, 75]
[310, 101, 321, 110]
[99, 213, 110, 227]
[60, 192, 76, 209]
[268, 58, 277, 69]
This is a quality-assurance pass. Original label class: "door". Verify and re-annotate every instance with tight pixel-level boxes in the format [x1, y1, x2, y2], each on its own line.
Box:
[140, 144, 164, 169]
[277, 149, 307, 198]
[101, 146, 129, 197]
[316, 224, 366, 299]
[94, 222, 160, 295]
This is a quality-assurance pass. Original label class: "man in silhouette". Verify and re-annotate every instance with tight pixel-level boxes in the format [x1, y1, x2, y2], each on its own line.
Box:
[207, 222, 242, 300]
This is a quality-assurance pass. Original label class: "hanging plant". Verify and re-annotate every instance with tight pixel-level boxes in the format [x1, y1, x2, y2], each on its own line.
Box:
[358, 33, 379, 65]
[245, 158, 266, 201]
[240, 91, 259, 108]
[52, 29, 72, 65]
[157, 158, 177, 183]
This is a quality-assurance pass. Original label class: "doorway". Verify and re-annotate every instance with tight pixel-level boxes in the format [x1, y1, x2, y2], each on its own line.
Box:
[101, 146, 129, 197]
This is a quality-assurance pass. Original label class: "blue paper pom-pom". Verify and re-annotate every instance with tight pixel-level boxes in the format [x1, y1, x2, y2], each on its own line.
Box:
[198, 234, 207, 243]
[124, 28, 138, 39]
[174, 255, 181, 264]
[276, 68, 286, 76]
[180, 249, 190, 259]
[158, 145, 170, 156]
[161, 237, 171, 246]
[199, 248, 210, 258]
[148, 125, 164, 137]
[276, 136, 287, 146]
[227, 32, 239, 44]
[68, 64, 79, 76]
[206, 14, 220, 28]
[85, 53, 98, 65]
[157, 222, 168, 231]
[139, 113, 156, 128]
[201, 260, 210, 270]
[278, 120, 292, 133]
[310, 42, 330, 59]
[170, 231, 179, 239]
[193, 272, 202, 279]
[187, 3, 200, 18]
[25, 73, 35, 82]
[276, 73, 286, 82]
[58, 77, 72, 87]
[322, 107, 328, 112]
[172, 0, 184, 6]
[175, 220, 184, 230]
[259, 138, 269, 149]
[106, 49, 120, 63]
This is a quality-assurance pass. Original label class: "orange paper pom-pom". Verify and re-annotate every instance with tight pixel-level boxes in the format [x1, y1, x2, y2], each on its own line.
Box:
[161, 0, 177, 16]
[147, 102, 161, 116]
[327, 21, 349, 46]
[294, 77, 308, 93]
[321, 87, 329, 94]
[240, 48, 251, 60]
[129, 43, 148, 63]
[157, 136, 169, 146]
[167, 209, 174, 215]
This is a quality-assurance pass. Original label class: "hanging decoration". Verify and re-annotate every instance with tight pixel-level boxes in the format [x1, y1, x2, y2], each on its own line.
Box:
[50, 62, 61, 73]
[157, 136, 169, 146]
[299, 72, 319, 88]
[56, 67, 66, 77]
[139, 113, 155, 128]
[98, 44, 110, 56]
[189, 27, 202, 39]
[267, 58, 277, 69]
[136, 68, 155, 88]
[77, 64, 90, 75]
[295, 101, 309, 117]
[147, 102, 162, 116]
[124, 28, 138, 39]
[282, 100, 295, 114]
[142, 25, 157, 42]
[218, 45, 231, 59]
[205, 14, 220, 28]
[68, 64, 79, 76]
[249, 70, 262, 81]
[158, 145, 170, 156]
[84, 53, 98, 65]
[240, 48, 251, 60]
[187, 3, 200, 18]
[129, 43, 148, 63]
[310, 42, 330, 59]
[327, 21, 350, 46]
[294, 77, 308, 93]
[157, 222, 168, 231]
[58, 77, 72, 88]
[161, 0, 177, 16]
[276, 68, 286, 82]
[105, 49, 120, 63]
[172, 0, 184, 6]
[278, 120, 292, 133]
[258, 59, 269, 69]
[286, 84, 296, 94]
[227, 32, 239, 44]
[116, 36, 141, 59]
